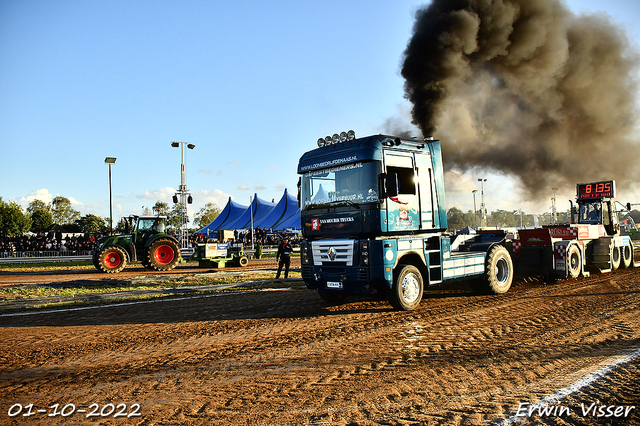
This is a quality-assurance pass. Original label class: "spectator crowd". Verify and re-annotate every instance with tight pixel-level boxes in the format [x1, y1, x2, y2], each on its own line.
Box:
[0, 230, 105, 257]
[2, 227, 303, 258]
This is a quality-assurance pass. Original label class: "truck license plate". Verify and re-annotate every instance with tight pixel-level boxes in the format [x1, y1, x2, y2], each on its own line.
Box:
[327, 281, 343, 289]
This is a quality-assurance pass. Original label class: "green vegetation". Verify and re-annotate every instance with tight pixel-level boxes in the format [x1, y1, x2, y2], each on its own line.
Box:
[0, 265, 301, 301]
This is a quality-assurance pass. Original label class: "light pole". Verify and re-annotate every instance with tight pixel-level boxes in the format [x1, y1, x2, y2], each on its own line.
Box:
[104, 157, 117, 234]
[171, 141, 195, 249]
[478, 178, 487, 228]
[551, 187, 558, 224]
[472, 189, 478, 228]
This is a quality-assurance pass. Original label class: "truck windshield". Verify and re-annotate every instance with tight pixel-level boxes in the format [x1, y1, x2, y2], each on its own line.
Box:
[301, 161, 380, 209]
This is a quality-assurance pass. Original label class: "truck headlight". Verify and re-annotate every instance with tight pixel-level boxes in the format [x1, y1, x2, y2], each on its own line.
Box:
[360, 241, 369, 266]
[301, 244, 310, 265]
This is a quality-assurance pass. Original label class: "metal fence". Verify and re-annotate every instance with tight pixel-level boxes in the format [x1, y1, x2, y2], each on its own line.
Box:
[0, 250, 93, 264]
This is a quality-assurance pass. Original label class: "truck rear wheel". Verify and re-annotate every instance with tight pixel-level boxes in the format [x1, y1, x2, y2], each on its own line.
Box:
[483, 245, 513, 294]
[387, 264, 423, 311]
[97, 246, 127, 273]
[146, 239, 180, 271]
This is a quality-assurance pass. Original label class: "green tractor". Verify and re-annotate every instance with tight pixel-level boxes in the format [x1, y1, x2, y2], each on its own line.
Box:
[93, 215, 181, 273]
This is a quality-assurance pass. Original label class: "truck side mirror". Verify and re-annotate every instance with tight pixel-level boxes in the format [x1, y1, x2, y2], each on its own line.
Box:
[297, 177, 301, 208]
[627, 202, 632, 211]
[380, 172, 399, 198]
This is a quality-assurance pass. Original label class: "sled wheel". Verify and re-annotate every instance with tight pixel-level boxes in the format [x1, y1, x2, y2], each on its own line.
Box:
[147, 239, 180, 271]
[483, 245, 513, 294]
[97, 246, 127, 273]
[387, 264, 423, 311]
[567, 245, 582, 279]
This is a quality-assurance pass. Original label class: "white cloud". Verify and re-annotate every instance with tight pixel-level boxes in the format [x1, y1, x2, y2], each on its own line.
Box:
[227, 161, 242, 170]
[194, 189, 233, 208]
[237, 184, 249, 191]
[199, 168, 212, 174]
[18, 188, 53, 206]
[137, 187, 176, 201]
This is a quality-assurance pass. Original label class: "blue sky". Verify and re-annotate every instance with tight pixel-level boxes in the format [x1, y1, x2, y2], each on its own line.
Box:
[1, 0, 639, 223]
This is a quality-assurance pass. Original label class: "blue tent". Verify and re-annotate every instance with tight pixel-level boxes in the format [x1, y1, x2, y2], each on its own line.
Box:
[273, 209, 301, 230]
[196, 197, 247, 235]
[222, 194, 276, 230]
[254, 188, 298, 229]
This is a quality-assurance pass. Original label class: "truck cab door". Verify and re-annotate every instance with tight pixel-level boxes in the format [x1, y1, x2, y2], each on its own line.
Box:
[383, 153, 420, 233]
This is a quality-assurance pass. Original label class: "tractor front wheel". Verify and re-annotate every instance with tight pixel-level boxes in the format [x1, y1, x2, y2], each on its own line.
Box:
[146, 239, 180, 271]
[97, 246, 127, 273]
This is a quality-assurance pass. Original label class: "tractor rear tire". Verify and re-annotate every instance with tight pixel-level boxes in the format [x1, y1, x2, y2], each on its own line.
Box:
[567, 245, 582, 279]
[611, 246, 621, 270]
[97, 246, 127, 273]
[622, 244, 633, 268]
[146, 239, 180, 271]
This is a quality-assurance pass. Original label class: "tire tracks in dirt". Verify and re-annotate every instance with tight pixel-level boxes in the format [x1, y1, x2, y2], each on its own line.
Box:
[0, 270, 639, 425]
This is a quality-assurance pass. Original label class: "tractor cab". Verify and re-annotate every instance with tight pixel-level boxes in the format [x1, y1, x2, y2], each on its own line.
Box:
[133, 216, 167, 242]
[573, 181, 619, 236]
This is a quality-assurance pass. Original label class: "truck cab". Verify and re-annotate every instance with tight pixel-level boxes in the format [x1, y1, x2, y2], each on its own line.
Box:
[297, 132, 513, 310]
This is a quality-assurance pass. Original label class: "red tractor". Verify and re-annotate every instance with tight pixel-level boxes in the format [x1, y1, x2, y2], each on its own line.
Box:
[513, 180, 639, 279]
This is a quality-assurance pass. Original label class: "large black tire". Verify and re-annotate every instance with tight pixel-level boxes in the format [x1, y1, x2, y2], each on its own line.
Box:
[146, 238, 180, 271]
[622, 244, 633, 268]
[387, 264, 423, 311]
[96, 246, 127, 273]
[611, 246, 621, 270]
[236, 256, 249, 267]
[482, 245, 513, 294]
[567, 244, 582, 279]
[92, 250, 100, 269]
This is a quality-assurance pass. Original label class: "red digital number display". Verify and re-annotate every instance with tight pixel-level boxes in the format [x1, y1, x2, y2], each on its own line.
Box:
[577, 180, 615, 199]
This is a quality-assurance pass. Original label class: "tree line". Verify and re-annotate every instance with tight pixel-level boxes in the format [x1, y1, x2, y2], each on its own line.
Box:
[0, 196, 222, 237]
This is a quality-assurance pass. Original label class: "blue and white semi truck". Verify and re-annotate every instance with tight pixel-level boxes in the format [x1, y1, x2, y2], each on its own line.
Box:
[297, 132, 514, 310]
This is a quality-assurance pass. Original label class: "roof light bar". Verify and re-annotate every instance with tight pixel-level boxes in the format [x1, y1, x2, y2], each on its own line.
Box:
[316, 130, 356, 147]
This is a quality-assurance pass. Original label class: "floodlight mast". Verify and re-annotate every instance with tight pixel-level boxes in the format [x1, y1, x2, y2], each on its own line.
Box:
[104, 157, 117, 234]
[171, 141, 195, 249]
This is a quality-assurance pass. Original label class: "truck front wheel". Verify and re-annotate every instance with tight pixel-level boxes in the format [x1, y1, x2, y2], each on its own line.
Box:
[147, 239, 180, 271]
[483, 245, 513, 294]
[388, 264, 423, 311]
[97, 246, 127, 273]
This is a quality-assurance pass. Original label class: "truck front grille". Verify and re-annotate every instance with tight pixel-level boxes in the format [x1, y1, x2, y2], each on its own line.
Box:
[311, 240, 354, 266]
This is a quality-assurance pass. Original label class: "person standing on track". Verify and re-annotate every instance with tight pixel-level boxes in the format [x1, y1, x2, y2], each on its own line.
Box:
[275, 238, 294, 279]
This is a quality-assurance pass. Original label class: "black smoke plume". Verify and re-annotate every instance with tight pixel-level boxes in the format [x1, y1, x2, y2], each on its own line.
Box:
[401, 0, 640, 198]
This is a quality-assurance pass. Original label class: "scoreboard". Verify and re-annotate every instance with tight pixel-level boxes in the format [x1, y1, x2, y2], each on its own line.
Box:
[576, 180, 615, 200]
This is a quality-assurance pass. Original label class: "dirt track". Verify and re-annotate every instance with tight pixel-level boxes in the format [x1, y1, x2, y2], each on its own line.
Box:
[0, 265, 639, 425]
